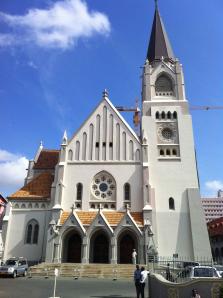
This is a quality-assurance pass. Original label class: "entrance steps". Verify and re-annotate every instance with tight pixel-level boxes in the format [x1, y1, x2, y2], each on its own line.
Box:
[29, 263, 145, 279]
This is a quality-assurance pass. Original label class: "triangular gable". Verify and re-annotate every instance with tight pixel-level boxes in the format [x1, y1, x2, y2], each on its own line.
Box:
[117, 211, 142, 236]
[69, 96, 140, 144]
[67, 96, 141, 162]
[59, 211, 86, 235]
[87, 209, 113, 236]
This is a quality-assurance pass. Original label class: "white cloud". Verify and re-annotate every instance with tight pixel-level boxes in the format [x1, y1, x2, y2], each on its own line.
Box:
[0, 149, 28, 196]
[204, 180, 223, 197]
[0, 0, 110, 49]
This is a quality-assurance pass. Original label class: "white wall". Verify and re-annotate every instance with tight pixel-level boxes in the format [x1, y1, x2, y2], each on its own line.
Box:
[4, 208, 49, 262]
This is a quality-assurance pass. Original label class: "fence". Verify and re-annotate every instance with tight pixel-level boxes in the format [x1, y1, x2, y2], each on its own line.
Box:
[147, 256, 218, 283]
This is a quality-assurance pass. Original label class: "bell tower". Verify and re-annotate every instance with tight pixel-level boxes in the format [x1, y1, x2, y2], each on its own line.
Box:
[141, 2, 212, 259]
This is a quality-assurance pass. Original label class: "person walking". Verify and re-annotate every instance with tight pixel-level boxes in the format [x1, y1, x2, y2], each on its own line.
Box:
[132, 249, 137, 264]
[166, 263, 171, 281]
[140, 266, 149, 298]
[134, 265, 141, 298]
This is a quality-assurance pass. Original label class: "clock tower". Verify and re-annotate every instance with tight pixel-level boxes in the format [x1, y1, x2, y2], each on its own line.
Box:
[141, 3, 211, 258]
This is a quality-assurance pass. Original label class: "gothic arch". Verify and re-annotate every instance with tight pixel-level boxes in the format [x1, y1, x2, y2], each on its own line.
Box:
[61, 228, 83, 263]
[89, 229, 111, 263]
[117, 229, 139, 264]
[155, 72, 175, 96]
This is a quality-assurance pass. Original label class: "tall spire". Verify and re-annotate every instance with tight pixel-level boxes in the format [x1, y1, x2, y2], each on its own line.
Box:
[147, 2, 175, 63]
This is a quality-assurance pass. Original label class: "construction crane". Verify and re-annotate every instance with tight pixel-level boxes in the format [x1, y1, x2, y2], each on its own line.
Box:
[116, 99, 141, 135]
[190, 106, 223, 111]
[116, 103, 223, 136]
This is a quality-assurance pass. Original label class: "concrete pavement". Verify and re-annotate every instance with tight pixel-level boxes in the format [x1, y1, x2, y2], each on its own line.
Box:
[0, 277, 146, 298]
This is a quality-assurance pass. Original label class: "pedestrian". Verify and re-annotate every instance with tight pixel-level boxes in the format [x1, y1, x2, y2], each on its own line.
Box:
[191, 289, 201, 298]
[134, 265, 141, 298]
[166, 263, 171, 281]
[140, 266, 149, 298]
[132, 249, 137, 264]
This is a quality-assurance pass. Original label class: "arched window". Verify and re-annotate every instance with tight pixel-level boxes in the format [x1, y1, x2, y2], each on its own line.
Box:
[172, 149, 177, 156]
[169, 197, 175, 210]
[155, 112, 160, 120]
[68, 149, 73, 161]
[161, 111, 166, 119]
[155, 75, 173, 94]
[166, 149, 171, 156]
[26, 224, 32, 244]
[33, 224, 39, 244]
[124, 183, 131, 201]
[167, 111, 171, 119]
[173, 111, 177, 119]
[25, 219, 39, 244]
[160, 149, 164, 156]
[76, 183, 83, 201]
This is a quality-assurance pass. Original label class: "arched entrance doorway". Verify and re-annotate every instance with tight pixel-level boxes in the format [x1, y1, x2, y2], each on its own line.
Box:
[63, 231, 82, 263]
[90, 232, 109, 263]
[118, 232, 137, 264]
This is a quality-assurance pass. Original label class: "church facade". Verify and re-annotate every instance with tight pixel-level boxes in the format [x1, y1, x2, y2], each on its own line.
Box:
[2, 4, 211, 264]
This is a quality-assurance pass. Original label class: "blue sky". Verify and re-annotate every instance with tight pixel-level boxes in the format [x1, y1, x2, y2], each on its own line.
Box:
[0, 0, 222, 197]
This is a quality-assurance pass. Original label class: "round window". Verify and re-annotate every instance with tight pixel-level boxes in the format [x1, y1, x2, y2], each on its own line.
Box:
[91, 172, 116, 200]
[99, 183, 108, 192]
[161, 128, 173, 140]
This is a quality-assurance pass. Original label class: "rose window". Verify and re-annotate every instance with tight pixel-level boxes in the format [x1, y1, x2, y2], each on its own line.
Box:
[91, 172, 116, 200]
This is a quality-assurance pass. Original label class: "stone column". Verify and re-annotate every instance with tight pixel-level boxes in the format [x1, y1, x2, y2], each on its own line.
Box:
[82, 236, 89, 263]
[111, 236, 117, 264]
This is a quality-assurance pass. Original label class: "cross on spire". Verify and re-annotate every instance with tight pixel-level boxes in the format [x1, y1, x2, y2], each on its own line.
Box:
[71, 204, 75, 213]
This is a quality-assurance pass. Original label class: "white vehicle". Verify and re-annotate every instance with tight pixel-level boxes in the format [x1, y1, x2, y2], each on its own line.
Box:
[176, 266, 220, 281]
[214, 265, 223, 277]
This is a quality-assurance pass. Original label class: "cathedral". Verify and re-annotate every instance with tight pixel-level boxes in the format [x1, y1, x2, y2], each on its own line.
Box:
[2, 3, 211, 265]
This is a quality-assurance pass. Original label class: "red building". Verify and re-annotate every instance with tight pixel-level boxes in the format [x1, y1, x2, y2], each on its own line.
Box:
[207, 217, 223, 263]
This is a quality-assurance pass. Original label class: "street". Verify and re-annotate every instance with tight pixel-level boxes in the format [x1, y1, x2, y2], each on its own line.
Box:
[0, 277, 143, 298]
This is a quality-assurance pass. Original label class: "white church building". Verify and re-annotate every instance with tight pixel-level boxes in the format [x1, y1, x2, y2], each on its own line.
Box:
[2, 4, 211, 264]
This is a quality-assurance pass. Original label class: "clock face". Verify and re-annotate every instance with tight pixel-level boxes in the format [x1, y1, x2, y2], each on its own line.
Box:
[157, 123, 177, 143]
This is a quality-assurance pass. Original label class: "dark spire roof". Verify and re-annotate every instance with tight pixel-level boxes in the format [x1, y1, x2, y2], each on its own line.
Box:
[147, 5, 175, 63]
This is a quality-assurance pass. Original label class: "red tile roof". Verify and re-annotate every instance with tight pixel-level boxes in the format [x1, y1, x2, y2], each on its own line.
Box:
[33, 150, 59, 170]
[8, 172, 54, 200]
[60, 211, 143, 226]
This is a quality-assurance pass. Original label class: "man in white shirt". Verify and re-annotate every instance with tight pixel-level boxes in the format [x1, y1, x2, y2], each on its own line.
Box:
[132, 249, 137, 264]
[140, 266, 149, 298]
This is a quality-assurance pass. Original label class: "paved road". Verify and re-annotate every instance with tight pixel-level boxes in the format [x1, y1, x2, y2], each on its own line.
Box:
[0, 277, 147, 298]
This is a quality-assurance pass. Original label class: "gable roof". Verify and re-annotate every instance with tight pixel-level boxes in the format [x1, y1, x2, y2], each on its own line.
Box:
[8, 172, 54, 200]
[60, 211, 143, 227]
[33, 149, 59, 170]
[69, 96, 140, 145]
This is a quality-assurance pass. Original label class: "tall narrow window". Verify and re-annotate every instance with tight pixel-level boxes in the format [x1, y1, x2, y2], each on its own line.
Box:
[68, 149, 73, 161]
[124, 183, 131, 201]
[25, 219, 39, 244]
[173, 111, 177, 119]
[33, 224, 39, 244]
[155, 111, 160, 120]
[75, 141, 80, 160]
[161, 111, 166, 119]
[26, 224, 32, 244]
[76, 183, 83, 201]
[167, 111, 171, 119]
[169, 197, 175, 210]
